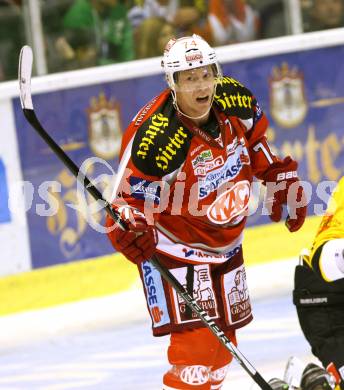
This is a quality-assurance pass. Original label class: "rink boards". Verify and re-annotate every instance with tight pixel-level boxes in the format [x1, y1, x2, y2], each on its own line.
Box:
[0, 215, 321, 315]
[0, 29, 343, 314]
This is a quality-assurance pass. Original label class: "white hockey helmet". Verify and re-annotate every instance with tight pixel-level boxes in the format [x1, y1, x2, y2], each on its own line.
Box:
[162, 34, 222, 90]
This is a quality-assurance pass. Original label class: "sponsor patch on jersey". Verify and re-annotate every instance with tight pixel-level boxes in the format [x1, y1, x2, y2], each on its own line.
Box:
[180, 366, 209, 385]
[155, 127, 189, 172]
[194, 155, 224, 177]
[198, 156, 242, 199]
[134, 97, 158, 126]
[191, 149, 213, 168]
[182, 245, 241, 261]
[198, 142, 249, 199]
[254, 101, 263, 123]
[136, 113, 169, 160]
[141, 261, 170, 327]
[169, 264, 219, 324]
[226, 137, 239, 156]
[207, 180, 250, 225]
[129, 176, 161, 204]
[222, 263, 252, 326]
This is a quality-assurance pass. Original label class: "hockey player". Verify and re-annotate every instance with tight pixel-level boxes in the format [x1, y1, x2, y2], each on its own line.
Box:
[293, 177, 344, 390]
[298, 177, 344, 283]
[106, 34, 307, 389]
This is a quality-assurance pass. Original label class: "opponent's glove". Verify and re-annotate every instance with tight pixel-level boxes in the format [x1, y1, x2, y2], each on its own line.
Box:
[105, 205, 158, 265]
[262, 157, 307, 232]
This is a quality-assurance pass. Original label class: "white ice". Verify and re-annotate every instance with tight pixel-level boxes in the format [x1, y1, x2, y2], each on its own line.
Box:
[0, 259, 318, 389]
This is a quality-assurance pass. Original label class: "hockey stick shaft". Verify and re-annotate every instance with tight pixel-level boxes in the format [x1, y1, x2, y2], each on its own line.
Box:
[18, 46, 272, 390]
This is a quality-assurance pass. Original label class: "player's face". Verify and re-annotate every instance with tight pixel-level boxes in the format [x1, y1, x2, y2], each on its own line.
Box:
[175, 65, 216, 119]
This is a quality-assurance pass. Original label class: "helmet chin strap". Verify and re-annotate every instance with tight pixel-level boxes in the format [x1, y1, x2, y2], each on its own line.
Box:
[171, 85, 216, 122]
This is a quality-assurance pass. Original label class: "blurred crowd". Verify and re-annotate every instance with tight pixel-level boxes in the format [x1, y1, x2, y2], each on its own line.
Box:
[1, 0, 344, 81]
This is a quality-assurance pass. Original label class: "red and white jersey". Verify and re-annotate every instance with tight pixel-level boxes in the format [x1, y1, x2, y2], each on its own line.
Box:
[112, 77, 279, 264]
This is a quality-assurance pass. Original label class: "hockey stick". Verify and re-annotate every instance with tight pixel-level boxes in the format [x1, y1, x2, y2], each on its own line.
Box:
[18, 45, 272, 390]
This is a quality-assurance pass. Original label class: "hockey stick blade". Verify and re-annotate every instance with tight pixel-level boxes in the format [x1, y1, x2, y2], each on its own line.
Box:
[19, 45, 34, 110]
[17, 47, 272, 390]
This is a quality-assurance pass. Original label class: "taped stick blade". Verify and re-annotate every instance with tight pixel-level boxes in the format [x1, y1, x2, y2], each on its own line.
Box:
[18, 45, 34, 110]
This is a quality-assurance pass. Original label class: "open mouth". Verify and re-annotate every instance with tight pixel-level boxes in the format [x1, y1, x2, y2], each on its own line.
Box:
[196, 95, 210, 103]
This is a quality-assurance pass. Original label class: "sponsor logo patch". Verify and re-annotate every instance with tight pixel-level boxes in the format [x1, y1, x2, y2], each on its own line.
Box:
[134, 97, 158, 126]
[276, 171, 297, 181]
[136, 113, 169, 159]
[223, 264, 252, 326]
[198, 156, 242, 199]
[254, 101, 263, 123]
[207, 180, 250, 225]
[182, 246, 241, 261]
[181, 365, 209, 385]
[170, 265, 218, 324]
[198, 141, 250, 199]
[155, 127, 188, 171]
[226, 137, 239, 156]
[141, 261, 170, 327]
[192, 149, 213, 168]
[129, 176, 161, 204]
[194, 156, 224, 177]
[185, 49, 203, 63]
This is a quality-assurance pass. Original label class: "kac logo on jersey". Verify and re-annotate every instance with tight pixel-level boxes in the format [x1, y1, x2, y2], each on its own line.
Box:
[87, 92, 122, 160]
[207, 180, 250, 225]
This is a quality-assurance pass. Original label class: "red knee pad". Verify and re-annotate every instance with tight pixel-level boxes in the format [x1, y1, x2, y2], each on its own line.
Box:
[167, 328, 236, 367]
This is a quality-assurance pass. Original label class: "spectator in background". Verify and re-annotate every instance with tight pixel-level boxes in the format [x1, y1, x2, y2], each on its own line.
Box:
[258, 0, 287, 39]
[135, 17, 175, 58]
[171, 0, 260, 46]
[0, 0, 24, 81]
[128, 0, 216, 46]
[130, 0, 261, 56]
[208, 0, 260, 45]
[55, 0, 134, 69]
[42, 0, 76, 73]
[171, 0, 206, 37]
[127, 0, 178, 30]
[127, 1, 204, 44]
[302, 0, 344, 32]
